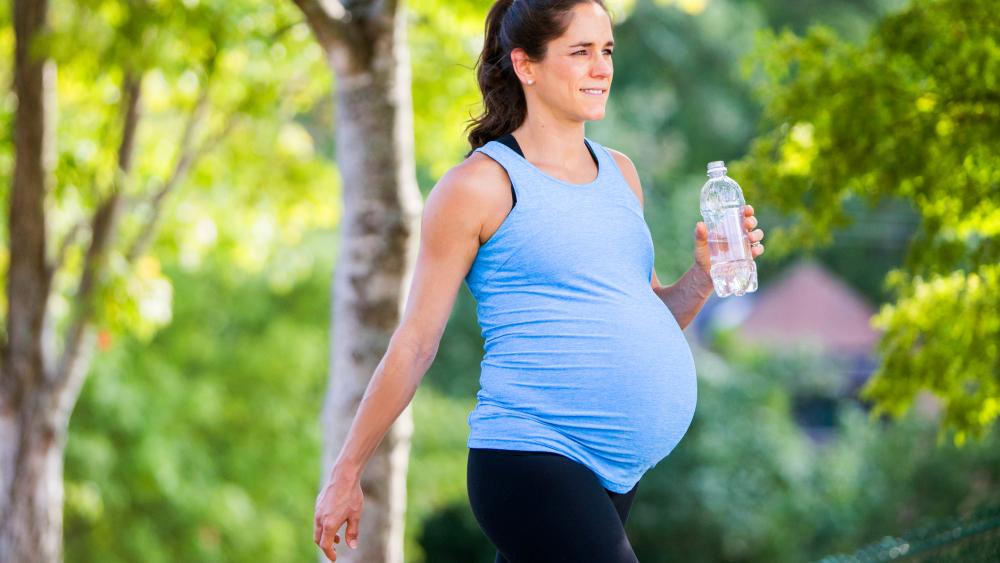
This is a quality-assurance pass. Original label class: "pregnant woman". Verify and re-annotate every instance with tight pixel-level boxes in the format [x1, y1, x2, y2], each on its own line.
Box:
[313, 1, 765, 561]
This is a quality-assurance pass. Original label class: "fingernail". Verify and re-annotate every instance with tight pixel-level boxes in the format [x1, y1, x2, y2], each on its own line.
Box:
[349, 539, 357, 549]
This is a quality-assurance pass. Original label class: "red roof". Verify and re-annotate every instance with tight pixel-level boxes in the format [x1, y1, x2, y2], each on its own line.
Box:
[736, 259, 881, 356]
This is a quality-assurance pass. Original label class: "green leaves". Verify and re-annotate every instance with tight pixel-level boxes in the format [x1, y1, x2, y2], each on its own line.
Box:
[736, 0, 1000, 442]
[864, 265, 1000, 445]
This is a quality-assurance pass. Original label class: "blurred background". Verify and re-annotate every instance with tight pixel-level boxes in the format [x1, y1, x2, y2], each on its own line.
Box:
[1, 0, 997, 561]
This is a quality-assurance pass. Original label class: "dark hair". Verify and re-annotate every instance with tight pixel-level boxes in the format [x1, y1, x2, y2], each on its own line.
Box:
[464, 0, 612, 157]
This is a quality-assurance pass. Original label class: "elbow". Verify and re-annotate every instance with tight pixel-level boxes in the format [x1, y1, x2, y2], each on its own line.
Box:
[389, 328, 438, 369]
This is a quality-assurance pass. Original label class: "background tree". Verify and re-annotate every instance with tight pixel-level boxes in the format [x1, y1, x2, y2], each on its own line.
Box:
[733, 0, 999, 444]
[285, 0, 425, 561]
[0, 0, 331, 560]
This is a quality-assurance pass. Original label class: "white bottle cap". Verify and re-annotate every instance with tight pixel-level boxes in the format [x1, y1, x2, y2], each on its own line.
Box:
[707, 161, 726, 173]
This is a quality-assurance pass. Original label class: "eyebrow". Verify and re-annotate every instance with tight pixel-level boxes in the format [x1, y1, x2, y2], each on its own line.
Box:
[568, 40, 615, 48]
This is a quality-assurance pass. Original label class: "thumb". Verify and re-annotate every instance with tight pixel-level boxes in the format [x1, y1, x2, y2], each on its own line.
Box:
[695, 222, 708, 242]
[346, 516, 361, 549]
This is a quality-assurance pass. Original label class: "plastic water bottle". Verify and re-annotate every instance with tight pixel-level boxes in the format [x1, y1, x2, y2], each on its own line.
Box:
[699, 161, 758, 297]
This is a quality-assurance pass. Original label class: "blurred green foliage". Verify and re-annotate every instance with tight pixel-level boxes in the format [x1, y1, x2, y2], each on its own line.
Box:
[733, 0, 1000, 444]
[21, 0, 991, 561]
[65, 236, 333, 563]
[817, 501, 1000, 562]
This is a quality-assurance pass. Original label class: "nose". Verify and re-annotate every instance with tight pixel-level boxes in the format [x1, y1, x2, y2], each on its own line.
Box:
[591, 54, 612, 78]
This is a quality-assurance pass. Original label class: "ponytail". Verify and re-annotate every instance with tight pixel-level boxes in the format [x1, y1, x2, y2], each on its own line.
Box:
[465, 0, 522, 156]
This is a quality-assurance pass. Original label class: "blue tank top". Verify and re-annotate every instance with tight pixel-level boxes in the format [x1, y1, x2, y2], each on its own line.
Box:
[464, 136, 698, 493]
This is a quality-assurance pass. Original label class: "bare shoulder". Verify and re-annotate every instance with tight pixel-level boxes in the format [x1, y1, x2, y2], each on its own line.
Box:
[459, 149, 511, 183]
[426, 150, 513, 242]
[435, 151, 511, 206]
[605, 147, 644, 208]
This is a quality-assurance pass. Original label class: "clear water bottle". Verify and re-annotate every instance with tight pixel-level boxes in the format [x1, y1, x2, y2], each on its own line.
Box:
[699, 161, 758, 297]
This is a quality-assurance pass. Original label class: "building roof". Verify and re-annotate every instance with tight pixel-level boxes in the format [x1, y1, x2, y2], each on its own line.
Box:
[733, 259, 881, 356]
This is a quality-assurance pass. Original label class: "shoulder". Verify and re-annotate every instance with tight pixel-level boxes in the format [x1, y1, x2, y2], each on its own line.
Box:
[603, 146, 644, 207]
[454, 147, 512, 189]
[437, 149, 512, 206]
[424, 148, 512, 230]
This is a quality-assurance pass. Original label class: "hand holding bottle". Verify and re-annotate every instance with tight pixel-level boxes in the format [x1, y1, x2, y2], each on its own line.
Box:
[695, 160, 765, 297]
[694, 204, 764, 278]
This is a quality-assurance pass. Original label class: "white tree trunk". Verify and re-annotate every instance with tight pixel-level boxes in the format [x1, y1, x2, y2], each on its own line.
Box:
[292, 1, 422, 562]
[0, 400, 67, 563]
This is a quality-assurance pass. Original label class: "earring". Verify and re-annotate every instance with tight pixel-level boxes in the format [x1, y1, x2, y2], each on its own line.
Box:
[527, 79, 534, 85]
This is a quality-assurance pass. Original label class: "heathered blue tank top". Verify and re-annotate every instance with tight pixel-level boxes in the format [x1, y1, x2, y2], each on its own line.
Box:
[464, 136, 698, 493]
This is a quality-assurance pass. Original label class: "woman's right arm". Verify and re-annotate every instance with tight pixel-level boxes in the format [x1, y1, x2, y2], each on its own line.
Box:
[313, 159, 497, 561]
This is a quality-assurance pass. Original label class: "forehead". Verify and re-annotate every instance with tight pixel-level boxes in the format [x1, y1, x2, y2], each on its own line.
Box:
[554, 3, 614, 46]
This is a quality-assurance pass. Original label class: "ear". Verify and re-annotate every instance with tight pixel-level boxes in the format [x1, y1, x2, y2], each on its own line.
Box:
[510, 47, 536, 85]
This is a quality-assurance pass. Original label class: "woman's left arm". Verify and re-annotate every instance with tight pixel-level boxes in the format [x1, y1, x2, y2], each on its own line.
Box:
[652, 205, 765, 330]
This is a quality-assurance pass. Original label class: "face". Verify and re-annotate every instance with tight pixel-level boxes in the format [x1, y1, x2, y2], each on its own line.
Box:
[513, 2, 614, 121]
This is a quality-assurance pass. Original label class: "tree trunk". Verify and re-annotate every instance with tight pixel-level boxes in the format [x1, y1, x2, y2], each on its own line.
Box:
[0, 0, 62, 560]
[292, 1, 422, 562]
[0, 395, 72, 563]
[1, 1, 147, 559]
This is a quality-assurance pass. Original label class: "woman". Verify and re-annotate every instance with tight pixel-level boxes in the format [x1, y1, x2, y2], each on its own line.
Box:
[313, 1, 765, 561]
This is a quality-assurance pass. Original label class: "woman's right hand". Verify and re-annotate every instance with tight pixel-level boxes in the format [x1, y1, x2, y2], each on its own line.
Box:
[314, 470, 364, 561]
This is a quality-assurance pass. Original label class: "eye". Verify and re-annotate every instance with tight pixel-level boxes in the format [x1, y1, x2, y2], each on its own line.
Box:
[573, 50, 586, 55]
[604, 49, 614, 55]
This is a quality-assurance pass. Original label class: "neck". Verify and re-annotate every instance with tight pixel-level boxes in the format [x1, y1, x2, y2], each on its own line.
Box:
[510, 114, 589, 169]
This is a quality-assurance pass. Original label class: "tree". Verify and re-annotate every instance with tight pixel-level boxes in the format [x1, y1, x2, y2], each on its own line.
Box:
[287, 1, 423, 561]
[733, 0, 999, 444]
[0, 0, 331, 560]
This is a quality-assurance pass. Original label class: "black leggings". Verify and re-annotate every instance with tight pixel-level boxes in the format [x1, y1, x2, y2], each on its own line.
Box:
[467, 447, 640, 563]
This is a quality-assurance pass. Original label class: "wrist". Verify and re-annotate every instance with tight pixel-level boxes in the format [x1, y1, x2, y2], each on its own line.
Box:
[690, 263, 714, 298]
[331, 456, 363, 483]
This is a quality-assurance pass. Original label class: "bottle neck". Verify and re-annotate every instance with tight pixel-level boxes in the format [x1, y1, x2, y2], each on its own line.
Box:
[707, 170, 726, 178]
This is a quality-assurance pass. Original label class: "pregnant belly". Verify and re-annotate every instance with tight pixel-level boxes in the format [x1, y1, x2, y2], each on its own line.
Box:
[478, 301, 698, 465]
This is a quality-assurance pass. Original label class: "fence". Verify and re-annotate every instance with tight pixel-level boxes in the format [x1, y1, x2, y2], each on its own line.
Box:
[816, 503, 1000, 562]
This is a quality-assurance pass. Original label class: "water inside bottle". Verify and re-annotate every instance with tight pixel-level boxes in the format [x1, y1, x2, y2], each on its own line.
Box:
[711, 260, 758, 297]
[706, 203, 757, 297]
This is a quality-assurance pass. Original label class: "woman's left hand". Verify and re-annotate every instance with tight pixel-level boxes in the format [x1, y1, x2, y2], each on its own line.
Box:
[694, 204, 765, 278]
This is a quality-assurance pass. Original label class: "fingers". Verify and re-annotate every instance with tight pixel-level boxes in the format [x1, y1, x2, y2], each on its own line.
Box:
[314, 513, 339, 545]
[743, 204, 754, 216]
[749, 228, 765, 256]
[345, 515, 361, 549]
[743, 215, 758, 231]
[315, 513, 346, 561]
[318, 525, 339, 561]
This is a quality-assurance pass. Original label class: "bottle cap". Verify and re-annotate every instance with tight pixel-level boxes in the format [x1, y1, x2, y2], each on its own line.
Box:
[707, 160, 726, 172]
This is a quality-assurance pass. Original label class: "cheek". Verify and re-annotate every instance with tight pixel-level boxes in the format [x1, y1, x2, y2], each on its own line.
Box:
[557, 58, 588, 79]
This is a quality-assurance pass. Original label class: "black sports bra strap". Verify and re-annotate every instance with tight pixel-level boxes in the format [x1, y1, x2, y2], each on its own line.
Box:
[493, 133, 598, 208]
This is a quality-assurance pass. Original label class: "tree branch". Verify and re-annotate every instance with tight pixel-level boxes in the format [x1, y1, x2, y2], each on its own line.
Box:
[51, 70, 142, 387]
[44, 72, 142, 289]
[368, 0, 399, 26]
[117, 73, 142, 173]
[292, 0, 351, 47]
[48, 221, 83, 277]
[123, 83, 211, 263]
